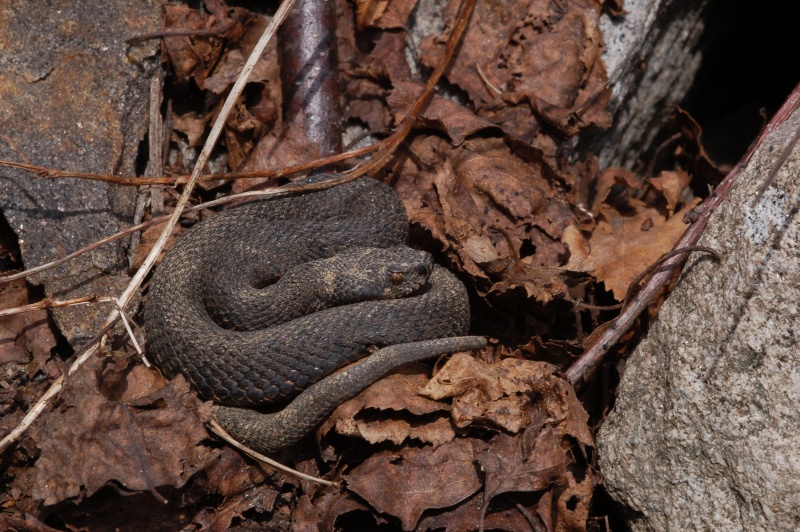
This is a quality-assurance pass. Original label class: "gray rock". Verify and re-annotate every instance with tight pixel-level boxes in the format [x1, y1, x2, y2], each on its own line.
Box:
[597, 104, 800, 529]
[594, 0, 708, 168]
[0, 1, 160, 345]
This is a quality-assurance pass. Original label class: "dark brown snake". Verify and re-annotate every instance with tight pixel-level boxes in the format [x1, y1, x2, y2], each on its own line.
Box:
[144, 177, 485, 453]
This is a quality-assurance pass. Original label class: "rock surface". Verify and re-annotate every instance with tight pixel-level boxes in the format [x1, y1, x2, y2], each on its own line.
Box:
[594, 0, 709, 168]
[0, 1, 160, 344]
[597, 103, 800, 529]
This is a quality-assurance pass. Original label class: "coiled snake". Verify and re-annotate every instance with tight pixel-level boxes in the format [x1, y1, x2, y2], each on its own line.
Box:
[144, 177, 485, 452]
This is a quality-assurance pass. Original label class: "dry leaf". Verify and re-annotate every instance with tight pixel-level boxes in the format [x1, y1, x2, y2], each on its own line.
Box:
[18, 353, 214, 506]
[356, 0, 418, 29]
[588, 199, 699, 299]
[322, 366, 456, 446]
[345, 439, 482, 530]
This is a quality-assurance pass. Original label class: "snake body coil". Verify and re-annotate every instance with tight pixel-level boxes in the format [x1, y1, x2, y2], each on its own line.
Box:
[145, 177, 485, 452]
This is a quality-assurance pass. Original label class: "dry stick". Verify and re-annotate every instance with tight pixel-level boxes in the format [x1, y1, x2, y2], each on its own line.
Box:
[207, 420, 335, 487]
[0, 295, 113, 318]
[0, 139, 381, 186]
[0, 0, 298, 455]
[566, 82, 800, 390]
[129, 73, 165, 269]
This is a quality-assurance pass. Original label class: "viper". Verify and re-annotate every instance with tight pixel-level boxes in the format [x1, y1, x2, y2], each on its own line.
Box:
[144, 177, 485, 452]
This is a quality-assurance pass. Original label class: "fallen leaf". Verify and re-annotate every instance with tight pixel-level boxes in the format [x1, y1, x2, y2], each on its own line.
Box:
[322, 366, 456, 446]
[356, 0, 418, 29]
[293, 491, 372, 530]
[161, 3, 252, 88]
[345, 439, 482, 530]
[416, 491, 533, 531]
[192, 448, 278, 531]
[587, 199, 699, 300]
[394, 137, 576, 301]
[421, 353, 556, 432]
[171, 110, 208, 148]
[649, 169, 692, 215]
[478, 430, 566, 512]
[18, 353, 215, 506]
[420, 0, 611, 136]
[388, 81, 500, 146]
[0, 281, 56, 366]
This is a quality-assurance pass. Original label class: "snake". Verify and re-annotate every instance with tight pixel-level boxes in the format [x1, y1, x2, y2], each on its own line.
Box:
[144, 176, 485, 453]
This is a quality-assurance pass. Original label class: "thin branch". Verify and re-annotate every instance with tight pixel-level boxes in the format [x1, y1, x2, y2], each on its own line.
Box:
[207, 419, 335, 486]
[0, 135, 378, 187]
[566, 82, 800, 390]
[0, 295, 112, 318]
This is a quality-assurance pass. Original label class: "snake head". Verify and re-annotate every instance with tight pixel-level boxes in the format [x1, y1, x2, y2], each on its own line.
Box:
[328, 245, 434, 301]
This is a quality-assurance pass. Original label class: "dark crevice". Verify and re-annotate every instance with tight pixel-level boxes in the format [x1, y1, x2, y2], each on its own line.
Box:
[682, 0, 800, 166]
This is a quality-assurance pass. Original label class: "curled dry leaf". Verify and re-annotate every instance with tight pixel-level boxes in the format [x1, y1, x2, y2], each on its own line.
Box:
[0, 280, 60, 443]
[584, 198, 700, 300]
[0, 281, 57, 367]
[202, 15, 278, 95]
[649, 169, 693, 216]
[292, 491, 372, 530]
[416, 491, 534, 531]
[356, 0, 419, 30]
[171, 110, 209, 149]
[388, 81, 500, 146]
[395, 136, 577, 302]
[345, 439, 483, 530]
[161, 4, 251, 87]
[191, 448, 279, 530]
[420, 0, 611, 139]
[422, 352, 594, 446]
[512, 335, 584, 371]
[479, 427, 593, 532]
[421, 353, 595, 529]
[421, 352, 554, 432]
[14, 353, 214, 507]
[322, 365, 456, 446]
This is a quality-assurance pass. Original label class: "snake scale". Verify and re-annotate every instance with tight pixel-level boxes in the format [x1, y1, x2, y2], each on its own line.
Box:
[144, 177, 485, 453]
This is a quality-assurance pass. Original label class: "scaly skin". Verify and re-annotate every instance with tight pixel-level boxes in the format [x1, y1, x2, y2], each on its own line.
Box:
[145, 177, 483, 452]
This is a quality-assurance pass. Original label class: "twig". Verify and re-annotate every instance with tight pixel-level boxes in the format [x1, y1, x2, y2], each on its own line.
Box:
[125, 9, 245, 45]
[0, 136, 376, 186]
[113, 297, 145, 360]
[476, 64, 502, 96]
[129, 73, 165, 268]
[0, 295, 112, 318]
[566, 82, 800, 390]
[207, 420, 335, 486]
[621, 245, 721, 306]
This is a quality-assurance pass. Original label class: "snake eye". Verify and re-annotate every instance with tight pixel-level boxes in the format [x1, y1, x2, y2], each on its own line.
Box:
[390, 272, 405, 285]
